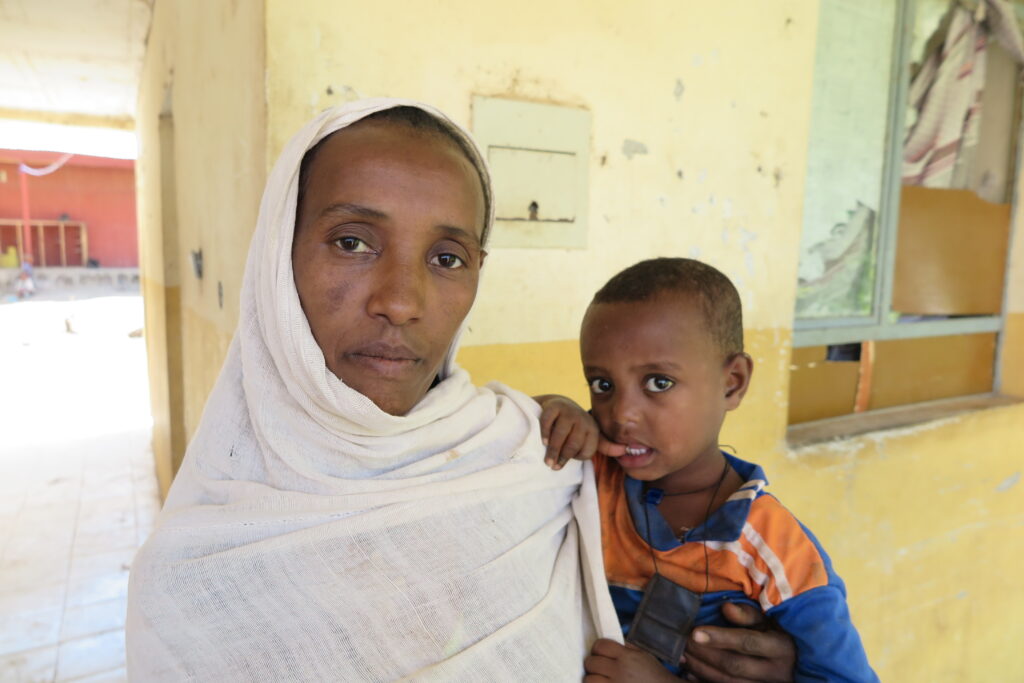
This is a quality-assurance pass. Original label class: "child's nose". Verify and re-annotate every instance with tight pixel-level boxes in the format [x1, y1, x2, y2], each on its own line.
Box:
[610, 393, 640, 431]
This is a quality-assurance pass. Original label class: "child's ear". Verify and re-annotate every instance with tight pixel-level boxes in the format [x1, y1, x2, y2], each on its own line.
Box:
[723, 352, 753, 409]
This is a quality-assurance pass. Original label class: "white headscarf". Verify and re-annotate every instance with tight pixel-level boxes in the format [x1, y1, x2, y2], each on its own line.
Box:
[126, 98, 618, 681]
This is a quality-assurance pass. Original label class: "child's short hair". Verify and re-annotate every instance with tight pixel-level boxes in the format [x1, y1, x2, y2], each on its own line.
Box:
[591, 257, 744, 358]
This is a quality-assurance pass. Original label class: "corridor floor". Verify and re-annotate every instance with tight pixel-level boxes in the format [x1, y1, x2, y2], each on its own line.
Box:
[0, 294, 157, 682]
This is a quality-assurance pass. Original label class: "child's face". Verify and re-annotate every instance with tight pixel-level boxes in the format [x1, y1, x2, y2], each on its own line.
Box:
[580, 293, 743, 483]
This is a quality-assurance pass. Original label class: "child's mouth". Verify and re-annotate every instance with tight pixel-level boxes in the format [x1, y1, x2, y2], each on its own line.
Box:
[618, 444, 655, 469]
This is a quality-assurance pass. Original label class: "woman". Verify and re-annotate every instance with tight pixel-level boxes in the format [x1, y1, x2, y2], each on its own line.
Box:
[127, 99, 793, 681]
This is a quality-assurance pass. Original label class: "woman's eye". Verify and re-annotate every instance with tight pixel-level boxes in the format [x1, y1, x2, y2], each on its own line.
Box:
[431, 253, 466, 270]
[589, 378, 612, 395]
[335, 236, 372, 253]
[644, 376, 675, 392]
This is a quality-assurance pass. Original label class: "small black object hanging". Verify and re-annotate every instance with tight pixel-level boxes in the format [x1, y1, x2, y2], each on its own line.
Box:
[625, 573, 702, 664]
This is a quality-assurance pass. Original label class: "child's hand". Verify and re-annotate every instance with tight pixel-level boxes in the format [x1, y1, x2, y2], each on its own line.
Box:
[584, 639, 678, 682]
[534, 395, 626, 470]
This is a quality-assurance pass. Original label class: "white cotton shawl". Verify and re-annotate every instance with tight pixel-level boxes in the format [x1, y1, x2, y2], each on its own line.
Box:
[126, 98, 620, 682]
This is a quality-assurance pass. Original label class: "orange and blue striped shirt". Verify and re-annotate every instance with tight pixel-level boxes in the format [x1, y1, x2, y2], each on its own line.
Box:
[595, 452, 878, 682]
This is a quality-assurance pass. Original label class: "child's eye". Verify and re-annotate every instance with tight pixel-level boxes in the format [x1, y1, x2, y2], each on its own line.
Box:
[644, 376, 675, 392]
[335, 236, 372, 253]
[430, 253, 466, 269]
[589, 378, 613, 395]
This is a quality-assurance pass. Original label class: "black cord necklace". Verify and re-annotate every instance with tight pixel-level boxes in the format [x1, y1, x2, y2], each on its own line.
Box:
[627, 453, 733, 664]
[642, 454, 731, 592]
[654, 458, 731, 498]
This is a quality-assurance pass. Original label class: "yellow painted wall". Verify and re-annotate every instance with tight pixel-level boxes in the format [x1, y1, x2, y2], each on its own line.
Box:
[134, 0, 1024, 678]
[265, 0, 814, 342]
[136, 0, 266, 496]
[1002, 142, 1024, 394]
[136, 0, 176, 497]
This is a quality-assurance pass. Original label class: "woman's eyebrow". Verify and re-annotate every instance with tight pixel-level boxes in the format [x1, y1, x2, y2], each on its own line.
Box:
[437, 224, 482, 249]
[318, 202, 388, 220]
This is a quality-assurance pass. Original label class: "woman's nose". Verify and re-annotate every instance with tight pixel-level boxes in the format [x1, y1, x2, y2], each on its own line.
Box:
[366, 257, 426, 326]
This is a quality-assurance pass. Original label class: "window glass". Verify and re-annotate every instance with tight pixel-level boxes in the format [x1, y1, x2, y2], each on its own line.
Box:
[795, 0, 897, 319]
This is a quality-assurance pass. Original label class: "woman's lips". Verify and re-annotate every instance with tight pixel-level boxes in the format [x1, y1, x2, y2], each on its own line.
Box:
[345, 342, 422, 378]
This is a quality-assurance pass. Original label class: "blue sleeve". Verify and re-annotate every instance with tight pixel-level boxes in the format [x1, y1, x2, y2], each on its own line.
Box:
[764, 516, 878, 683]
[768, 584, 878, 683]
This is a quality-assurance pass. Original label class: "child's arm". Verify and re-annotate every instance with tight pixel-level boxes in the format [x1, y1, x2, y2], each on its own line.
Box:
[533, 394, 625, 469]
[713, 504, 876, 683]
[767, 585, 877, 682]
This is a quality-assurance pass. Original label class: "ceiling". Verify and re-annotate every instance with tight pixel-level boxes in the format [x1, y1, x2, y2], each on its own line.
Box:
[0, 0, 153, 124]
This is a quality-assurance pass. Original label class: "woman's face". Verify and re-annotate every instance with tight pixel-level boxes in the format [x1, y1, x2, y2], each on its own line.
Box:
[292, 121, 486, 415]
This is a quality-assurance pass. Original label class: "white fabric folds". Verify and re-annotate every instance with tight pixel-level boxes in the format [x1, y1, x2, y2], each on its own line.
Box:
[126, 98, 619, 681]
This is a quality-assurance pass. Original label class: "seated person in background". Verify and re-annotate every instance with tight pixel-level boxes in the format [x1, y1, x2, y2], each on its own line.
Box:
[16, 257, 35, 299]
[544, 257, 877, 682]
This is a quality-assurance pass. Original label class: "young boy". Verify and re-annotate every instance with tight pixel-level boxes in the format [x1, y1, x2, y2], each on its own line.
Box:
[543, 258, 877, 682]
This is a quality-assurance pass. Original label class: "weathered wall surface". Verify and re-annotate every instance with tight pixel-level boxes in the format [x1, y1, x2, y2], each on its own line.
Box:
[1002, 136, 1024, 396]
[265, 0, 812, 342]
[136, 0, 266, 496]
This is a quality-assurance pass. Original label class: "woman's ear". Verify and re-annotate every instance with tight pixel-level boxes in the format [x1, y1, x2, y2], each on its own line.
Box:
[723, 352, 754, 409]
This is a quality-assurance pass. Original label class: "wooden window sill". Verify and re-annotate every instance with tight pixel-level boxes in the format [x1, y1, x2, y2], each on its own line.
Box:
[786, 393, 1023, 448]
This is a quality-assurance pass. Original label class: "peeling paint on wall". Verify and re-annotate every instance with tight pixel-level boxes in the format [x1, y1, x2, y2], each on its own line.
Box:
[621, 139, 648, 159]
[739, 227, 758, 275]
[996, 471, 1020, 492]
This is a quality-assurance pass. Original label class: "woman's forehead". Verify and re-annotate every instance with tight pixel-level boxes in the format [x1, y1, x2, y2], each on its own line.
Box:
[296, 122, 487, 237]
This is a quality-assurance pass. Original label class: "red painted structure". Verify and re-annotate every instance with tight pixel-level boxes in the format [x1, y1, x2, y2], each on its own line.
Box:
[0, 149, 137, 267]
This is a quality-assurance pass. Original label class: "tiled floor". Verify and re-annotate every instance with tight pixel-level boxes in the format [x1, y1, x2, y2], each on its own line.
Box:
[0, 295, 157, 682]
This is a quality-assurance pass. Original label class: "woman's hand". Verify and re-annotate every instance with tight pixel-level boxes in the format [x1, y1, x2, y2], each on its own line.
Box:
[682, 602, 796, 682]
[584, 639, 679, 682]
[534, 395, 625, 469]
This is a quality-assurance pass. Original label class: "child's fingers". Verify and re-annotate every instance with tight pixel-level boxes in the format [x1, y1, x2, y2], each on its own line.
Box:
[572, 426, 600, 463]
[590, 638, 627, 657]
[555, 423, 589, 468]
[544, 415, 574, 466]
[597, 435, 627, 457]
[583, 654, 617, 679]
[538, 404, 560, 445]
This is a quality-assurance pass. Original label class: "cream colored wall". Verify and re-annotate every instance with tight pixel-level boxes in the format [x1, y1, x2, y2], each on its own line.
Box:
[265, 0, 815, 342]
[136, 0, 176, 496]
[136, 0, 266, 495]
